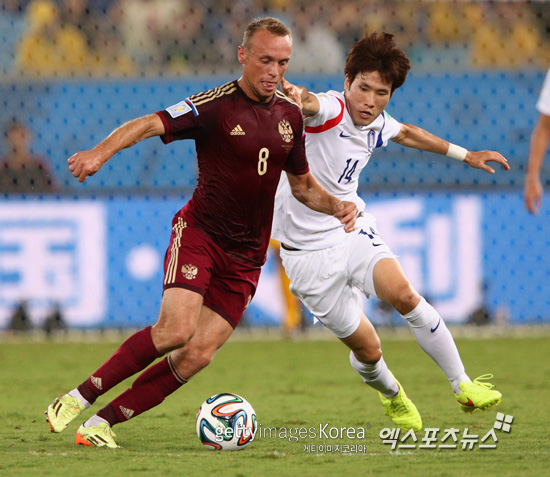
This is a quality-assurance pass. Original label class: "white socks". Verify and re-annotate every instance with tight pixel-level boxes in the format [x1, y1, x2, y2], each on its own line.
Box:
[83, 415, 109, 428]
[69, 388, 91, 409]
[402, 297, 470, 394]
[349, 351, 399, 398]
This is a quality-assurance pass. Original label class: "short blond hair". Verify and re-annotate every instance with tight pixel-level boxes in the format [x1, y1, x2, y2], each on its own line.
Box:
[241, 17, 291, 50]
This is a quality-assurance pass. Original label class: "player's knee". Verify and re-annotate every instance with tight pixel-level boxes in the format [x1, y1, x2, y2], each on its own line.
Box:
[181, 345, 215, 372]
[353, 346, 382, 365]
[169, 329, 195, 349]
[388, 283, 420, 315]
[152, 325, 195, 353]
[195, 350, 215, 371]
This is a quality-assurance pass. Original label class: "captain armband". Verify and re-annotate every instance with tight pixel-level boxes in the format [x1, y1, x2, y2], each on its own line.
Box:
[446, 143, 468, 161]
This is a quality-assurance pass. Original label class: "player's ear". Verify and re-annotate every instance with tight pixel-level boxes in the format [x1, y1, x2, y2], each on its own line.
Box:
[344, 74, 351, 92]
[237, 45, 246, 65]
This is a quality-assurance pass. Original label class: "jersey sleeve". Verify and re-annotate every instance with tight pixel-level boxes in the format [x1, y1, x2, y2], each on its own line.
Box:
[283, 110, 309, 175]
[304, 91, 344, 128]
[376, 111, 402, 148]
[536, 68, 550, 116]
[156, 96, 220, 144]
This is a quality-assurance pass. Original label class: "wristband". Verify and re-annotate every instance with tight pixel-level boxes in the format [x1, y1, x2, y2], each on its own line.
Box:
[446, 143, 468, 161]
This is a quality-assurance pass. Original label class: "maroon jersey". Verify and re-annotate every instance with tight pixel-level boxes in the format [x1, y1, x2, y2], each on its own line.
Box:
[156, 80, 309, 266]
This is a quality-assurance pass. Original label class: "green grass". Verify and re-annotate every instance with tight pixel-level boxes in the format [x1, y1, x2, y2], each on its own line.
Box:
[1, 332, 548, 476]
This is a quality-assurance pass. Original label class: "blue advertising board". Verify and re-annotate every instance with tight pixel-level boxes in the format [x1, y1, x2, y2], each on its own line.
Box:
[1, 193, 549, 328]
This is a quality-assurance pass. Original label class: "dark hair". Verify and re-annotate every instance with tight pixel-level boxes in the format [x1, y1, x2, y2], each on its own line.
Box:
[242, 17, 291, 49]
[345, 32, 410, 94]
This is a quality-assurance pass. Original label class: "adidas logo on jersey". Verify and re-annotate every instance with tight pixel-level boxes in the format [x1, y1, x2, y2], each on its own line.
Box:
[230, 125, 245, 135]
[90, 376, 103, 390]
[119, 406, 135, 420]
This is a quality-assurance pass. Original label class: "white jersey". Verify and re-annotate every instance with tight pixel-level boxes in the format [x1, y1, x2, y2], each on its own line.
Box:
[536, 68, 550, 116]
[272, 90, 402, 250]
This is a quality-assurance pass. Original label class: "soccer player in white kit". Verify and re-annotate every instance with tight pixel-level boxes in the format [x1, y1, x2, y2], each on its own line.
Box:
[273, 32, 509, 430]
[524, 68, 550, 215]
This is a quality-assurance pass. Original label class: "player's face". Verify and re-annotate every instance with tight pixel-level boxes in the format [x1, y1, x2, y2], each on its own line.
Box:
[238, 29, 291, 103]
[344, 71, 392, 127]
[8, 126, 31, 152]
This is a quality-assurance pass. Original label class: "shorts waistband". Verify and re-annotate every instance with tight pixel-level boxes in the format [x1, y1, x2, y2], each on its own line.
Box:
[280, 212, 365, 252]
[281, 243, 302, 251]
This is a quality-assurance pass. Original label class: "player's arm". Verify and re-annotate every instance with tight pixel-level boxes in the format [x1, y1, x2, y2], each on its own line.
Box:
[286, 170, 357, 232]
[524, 112, 550, 215]
[391, 123, 510, 174]
[281, 78, 320, 116]
[68, 113, 165, 182]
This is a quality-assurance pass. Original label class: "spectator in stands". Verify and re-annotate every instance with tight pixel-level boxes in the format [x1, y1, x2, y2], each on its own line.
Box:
[43, 303, 68, 336]
[15, 0, 92, 76]
[524, 68, 550, 215]
[330, 1, 365, 52]
[155, 0, 209, 75]
[470, 1, 550, 69]
[8, 300, 33, 332]
[0, 0, 28, 76]
[287, 2, 345, 74]
[418, 1, 472, 68]
[0, 120, 57, 193]
[206, 0, 266, 74]
[58, 0, 99, 50]
[92, 0, 136, 77]
[114, 0, 185, 74]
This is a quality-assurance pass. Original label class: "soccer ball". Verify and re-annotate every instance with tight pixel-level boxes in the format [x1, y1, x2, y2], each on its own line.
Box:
[195, 393, 257, 451]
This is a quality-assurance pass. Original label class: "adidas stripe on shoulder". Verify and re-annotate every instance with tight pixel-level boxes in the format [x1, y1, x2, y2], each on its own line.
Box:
[189, 81, 237, 107]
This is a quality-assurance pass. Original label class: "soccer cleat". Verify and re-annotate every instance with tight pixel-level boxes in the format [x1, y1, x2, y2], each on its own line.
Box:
[455, 374, 502, 413]
[75, 422, 119, 448]
[46, 394, 86, 433]
[379, 379, 422, 431]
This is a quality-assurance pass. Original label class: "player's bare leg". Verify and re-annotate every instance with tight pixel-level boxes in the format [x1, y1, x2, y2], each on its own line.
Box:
[374, 257, 470, 391]
[46, 288, 202, 432]
[47, 288, 196, 441]
[75, 293, 234, 447]
[373, 258, 501, 411]
[151, 287, 205, 353]
[342, 314, 422, 431]
[168, 307, 234, 380]
[47, 288, 203, 434]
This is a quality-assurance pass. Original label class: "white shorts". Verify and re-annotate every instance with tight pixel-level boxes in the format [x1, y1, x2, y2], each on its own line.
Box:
[280, 213, 395, 339]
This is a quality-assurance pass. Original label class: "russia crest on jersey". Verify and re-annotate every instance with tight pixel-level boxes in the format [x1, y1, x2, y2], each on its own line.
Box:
[278, 119, 293, 143]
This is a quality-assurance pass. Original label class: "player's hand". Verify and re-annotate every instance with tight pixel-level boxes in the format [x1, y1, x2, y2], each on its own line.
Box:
[68, 149, 106, 182]
[524, 174, 543, 215]
[281, 78, 304, 109]
[464, 151, 510, 174]
[333, 201, 358, 233]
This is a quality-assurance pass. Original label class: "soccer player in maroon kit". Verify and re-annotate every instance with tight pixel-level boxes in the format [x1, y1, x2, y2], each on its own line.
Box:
[45, 17, 358, 448]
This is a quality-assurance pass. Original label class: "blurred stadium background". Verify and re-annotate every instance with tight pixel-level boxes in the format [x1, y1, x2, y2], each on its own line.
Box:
[1, 0, 550, 331]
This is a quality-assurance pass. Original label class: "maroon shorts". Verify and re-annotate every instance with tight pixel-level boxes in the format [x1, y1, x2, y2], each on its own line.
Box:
[163, 216, 261, 328]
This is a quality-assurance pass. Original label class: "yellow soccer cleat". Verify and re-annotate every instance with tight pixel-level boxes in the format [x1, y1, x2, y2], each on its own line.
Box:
[46, 394, 86, 433]
[379, 379, 422, 432]
[75, 422, 119, 448]
[455, 374, 502, 413]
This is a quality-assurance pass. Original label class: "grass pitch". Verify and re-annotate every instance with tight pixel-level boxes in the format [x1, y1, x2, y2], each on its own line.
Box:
[1, 330, 548, 476]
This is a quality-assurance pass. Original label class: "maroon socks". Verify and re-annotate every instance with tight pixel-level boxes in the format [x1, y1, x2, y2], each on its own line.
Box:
[77, 326, 163, 404]
[97, 356, 186, 426]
